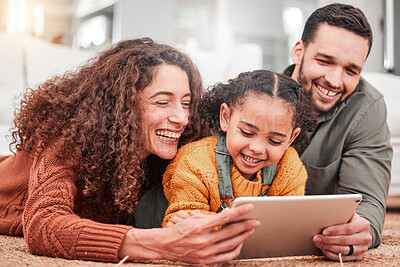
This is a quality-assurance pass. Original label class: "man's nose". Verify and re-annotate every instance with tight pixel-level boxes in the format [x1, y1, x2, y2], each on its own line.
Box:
[325, 67, 343, 88]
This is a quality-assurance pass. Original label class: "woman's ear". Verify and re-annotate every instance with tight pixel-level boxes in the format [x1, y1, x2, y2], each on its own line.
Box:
[291, 40, 305, 66]
[219, 103, 230, 132]
[287, 127, 301, 148]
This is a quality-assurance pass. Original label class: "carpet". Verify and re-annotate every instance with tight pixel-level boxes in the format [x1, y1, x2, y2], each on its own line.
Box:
[0, 209, 399, 267]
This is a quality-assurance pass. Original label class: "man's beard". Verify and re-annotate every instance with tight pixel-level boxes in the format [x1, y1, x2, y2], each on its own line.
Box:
[297, 59, 341, 115]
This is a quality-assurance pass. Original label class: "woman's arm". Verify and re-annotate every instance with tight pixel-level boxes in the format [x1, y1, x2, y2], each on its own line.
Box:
[119, 203, 259, 265]
[23, 150, 131, 262]
[23, 146, 259, 264]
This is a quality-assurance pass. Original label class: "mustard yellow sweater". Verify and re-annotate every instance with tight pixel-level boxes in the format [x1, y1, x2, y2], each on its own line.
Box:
[163, 136, 307, 226]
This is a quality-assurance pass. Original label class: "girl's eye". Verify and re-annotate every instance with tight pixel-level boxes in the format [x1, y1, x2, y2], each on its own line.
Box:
[240, 129, 253, 136]
[269, 139, 283, 145]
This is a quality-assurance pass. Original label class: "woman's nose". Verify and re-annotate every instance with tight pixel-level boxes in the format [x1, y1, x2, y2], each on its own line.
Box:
[168, 105, 189, 126]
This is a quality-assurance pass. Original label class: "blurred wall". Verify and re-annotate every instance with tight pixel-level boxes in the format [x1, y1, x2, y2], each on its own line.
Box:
[395, 0, 400, 74]
[115, 0, 385, 73]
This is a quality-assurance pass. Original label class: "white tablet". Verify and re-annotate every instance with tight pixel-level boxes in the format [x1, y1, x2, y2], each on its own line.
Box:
[232, 194, 362, 259]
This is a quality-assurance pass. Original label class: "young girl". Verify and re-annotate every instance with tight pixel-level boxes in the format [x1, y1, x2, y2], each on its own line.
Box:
[162, 70, 317, 226]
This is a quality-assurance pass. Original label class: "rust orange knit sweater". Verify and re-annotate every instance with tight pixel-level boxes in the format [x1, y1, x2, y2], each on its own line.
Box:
[0, 145, 131, 262]
[163, 136, 307, 226]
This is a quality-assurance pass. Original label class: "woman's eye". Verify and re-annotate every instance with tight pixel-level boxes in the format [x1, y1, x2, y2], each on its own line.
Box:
[156, 101, 169, 106]
[240, 129, 253, 136]
[182, 101, 191, 109]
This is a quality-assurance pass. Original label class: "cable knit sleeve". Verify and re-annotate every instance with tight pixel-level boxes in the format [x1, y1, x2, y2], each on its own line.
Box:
[268, 146, 307, 196]
[162, 137, 220, 227]
[22, 146, 131, 262]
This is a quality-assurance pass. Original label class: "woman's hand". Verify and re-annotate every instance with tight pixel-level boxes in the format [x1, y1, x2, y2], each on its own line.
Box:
[312, 212, 372, 261]
[119, 203, 259, 264]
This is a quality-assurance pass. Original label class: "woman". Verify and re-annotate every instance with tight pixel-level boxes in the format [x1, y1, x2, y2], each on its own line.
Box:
[0, 38, 258, 264]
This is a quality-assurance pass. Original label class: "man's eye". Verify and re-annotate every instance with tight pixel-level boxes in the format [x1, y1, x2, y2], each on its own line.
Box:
[317, 59, 330, 65]
[346, 69, 358, 76]
[240, 129, 253, 136]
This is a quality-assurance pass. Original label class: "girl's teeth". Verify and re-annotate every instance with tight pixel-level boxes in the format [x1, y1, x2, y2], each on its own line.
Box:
[243, 154, 261, 163]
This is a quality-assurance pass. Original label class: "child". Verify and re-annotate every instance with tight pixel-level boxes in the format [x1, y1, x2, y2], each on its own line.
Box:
[162, 70, 317, 226]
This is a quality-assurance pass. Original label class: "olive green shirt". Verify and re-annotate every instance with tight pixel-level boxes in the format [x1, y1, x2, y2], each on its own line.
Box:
[285, 65, 393, 248]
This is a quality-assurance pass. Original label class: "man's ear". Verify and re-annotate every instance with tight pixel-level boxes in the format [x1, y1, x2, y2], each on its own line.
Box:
[286, 127, 301, 148]
[219, 103, 230, 132]
[291, 40, 305, 66]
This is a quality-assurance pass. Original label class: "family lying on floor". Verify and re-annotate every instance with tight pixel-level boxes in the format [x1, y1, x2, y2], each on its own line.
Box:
[0, 3, 392, 265]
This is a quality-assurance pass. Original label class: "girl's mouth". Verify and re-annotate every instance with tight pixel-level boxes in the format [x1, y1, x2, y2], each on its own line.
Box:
[241, 153, 263, 166]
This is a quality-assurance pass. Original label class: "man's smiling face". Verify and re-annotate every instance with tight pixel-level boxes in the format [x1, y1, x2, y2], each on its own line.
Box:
[291, 23, 369, 115]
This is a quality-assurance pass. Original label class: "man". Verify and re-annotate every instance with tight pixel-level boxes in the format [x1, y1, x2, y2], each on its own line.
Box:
[284, 3, 393, 262]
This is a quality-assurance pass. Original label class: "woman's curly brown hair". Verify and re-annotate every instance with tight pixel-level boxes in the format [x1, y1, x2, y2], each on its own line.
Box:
[198, 69, 317, 151]
[11, 38, 203, 222]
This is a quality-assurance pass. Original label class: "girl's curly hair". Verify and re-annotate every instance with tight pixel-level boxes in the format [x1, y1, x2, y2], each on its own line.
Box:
[11, 38, 203, 222]
[198, 69, 317, 151]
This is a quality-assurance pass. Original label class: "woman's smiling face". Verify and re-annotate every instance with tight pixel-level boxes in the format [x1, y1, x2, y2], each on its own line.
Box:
[138, 63, 191, 160]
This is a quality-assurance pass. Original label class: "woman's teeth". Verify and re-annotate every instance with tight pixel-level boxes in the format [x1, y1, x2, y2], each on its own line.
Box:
[316, 84, 338, 96]
[155, 130, 180, 141]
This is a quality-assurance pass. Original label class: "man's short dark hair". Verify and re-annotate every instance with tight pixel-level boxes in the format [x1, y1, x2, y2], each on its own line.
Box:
[301, 3, 373, 56]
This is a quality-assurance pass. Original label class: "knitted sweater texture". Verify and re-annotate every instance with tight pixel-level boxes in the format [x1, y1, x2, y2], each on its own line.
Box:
[163, 136, 307, 226]
[0, 145, 131, 262]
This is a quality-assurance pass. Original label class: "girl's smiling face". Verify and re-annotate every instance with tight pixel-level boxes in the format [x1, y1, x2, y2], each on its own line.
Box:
[138, 64, 191, 160]
[220, 93, 300, 180]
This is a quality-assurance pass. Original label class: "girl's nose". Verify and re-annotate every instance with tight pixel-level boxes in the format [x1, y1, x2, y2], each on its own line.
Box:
[249, 138, 266, 155]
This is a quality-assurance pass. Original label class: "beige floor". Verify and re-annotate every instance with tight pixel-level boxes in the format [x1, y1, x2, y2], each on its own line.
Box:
[0, 208, 399, 267]
[387, 196, 400, 209]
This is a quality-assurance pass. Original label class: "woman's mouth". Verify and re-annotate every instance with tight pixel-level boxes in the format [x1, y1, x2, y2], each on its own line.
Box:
[155, 130, 181, 142]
